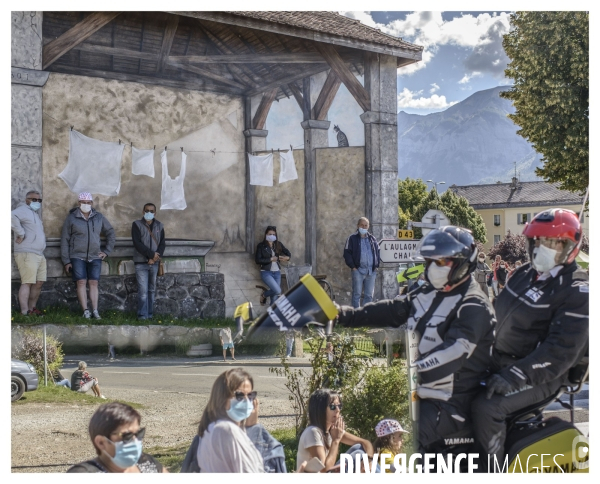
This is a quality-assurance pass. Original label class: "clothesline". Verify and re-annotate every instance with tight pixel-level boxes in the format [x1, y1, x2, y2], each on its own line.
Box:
[43, 112, 304, 154]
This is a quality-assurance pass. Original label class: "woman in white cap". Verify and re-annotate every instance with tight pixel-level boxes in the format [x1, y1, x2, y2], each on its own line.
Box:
[60, 192, 115, 319]
[373, 419, 409, 473]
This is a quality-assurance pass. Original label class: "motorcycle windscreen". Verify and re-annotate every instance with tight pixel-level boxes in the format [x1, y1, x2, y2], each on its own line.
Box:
[244, 273, 337, 343]
[506, 426, 588, 473]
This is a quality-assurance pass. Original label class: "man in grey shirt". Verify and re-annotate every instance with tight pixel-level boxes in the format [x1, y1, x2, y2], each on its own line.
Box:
[11, 190, 47, 316]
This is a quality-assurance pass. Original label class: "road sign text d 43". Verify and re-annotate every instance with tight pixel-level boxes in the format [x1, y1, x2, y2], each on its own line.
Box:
[378, 239, 418, 263]
[398, 229, 414, 239]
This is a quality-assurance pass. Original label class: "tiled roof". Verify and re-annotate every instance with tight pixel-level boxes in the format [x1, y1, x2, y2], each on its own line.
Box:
[450, 181, 584, 209]
[228, 11, 422, 52]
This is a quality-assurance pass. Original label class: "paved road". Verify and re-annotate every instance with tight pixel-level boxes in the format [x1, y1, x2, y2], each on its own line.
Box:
[61, 355, 295, 400]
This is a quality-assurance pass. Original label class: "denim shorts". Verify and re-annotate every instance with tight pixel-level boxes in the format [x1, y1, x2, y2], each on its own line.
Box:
[71, 258, 102, 281]
[223, 342, 234, 350]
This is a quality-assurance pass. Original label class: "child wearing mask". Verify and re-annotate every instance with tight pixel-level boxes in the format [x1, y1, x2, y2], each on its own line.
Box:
[373, 419, 409, 473]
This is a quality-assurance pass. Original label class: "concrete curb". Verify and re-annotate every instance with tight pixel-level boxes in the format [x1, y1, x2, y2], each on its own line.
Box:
[63, 355, 313, 368]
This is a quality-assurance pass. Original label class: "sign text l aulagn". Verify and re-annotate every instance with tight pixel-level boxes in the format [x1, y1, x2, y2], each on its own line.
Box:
[378, 239, 419, 263]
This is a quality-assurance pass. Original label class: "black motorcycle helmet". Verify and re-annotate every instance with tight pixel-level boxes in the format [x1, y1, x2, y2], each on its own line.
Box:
[416, 226, 478, 288]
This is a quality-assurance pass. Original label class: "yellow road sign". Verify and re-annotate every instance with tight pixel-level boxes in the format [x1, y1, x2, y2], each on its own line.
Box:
[398, 229, 414, 239]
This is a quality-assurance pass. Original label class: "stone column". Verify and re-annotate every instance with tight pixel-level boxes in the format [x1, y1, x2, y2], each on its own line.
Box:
[301, 119, 330, 271]
[11, 12, 47, 210]
[243, 128, 268, 254]
[361, 53, 399, 300]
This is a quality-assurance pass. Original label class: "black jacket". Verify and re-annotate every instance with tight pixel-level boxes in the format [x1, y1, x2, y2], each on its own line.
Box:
[343, 231, 380, 271]
[496, 266, 508, 285]
[493, 262, 588, 388]
[338, 276, 495, 402]
[255, 240, 291, 271]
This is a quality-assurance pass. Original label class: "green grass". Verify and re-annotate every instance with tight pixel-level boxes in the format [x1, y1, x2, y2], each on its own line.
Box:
[11, 307, 236, 329]
[12, 384, 143, 408]
[271, 427, 299, 472]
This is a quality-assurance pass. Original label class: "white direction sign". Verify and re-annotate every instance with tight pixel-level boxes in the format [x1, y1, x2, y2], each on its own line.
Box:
[379, 239, 419, 263]
[421, 209, 450, 236]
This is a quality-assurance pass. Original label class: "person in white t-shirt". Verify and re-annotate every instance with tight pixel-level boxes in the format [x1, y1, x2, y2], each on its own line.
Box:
[296, 388, 374, 472]
[196, 368, 264, 472]
[219, 327, 235, 361]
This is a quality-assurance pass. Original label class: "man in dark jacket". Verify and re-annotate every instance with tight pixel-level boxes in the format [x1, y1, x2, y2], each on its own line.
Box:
[61, 192, 115, 319]
[343, 217, 380, 308]
[474, 252, 491, 298]
[338, 226, 495, 452]
[472, 209, 588, 466]
[132, 203, 165, 320]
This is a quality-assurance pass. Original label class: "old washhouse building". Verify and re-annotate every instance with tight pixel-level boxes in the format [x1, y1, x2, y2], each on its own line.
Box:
[11, 11, 423, 316]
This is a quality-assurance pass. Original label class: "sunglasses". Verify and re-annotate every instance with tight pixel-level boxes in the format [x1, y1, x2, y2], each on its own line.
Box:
[234, 391, 257, 402]
[110, 427, 146, 444]
[427, 258, 453, 267]
[27, 198, 43, 203]
[328, 404, 343, 411]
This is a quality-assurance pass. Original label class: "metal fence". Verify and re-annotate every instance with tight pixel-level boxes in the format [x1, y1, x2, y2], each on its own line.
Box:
[353, 336, 386, 358]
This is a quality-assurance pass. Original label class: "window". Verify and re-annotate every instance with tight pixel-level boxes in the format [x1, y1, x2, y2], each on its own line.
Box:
[517, 213, 531, 225]
[494, 235, 501, 244]
[494, 214, 501, 226]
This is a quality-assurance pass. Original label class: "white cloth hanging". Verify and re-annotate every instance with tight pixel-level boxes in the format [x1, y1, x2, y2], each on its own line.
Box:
[248, 153, 273, 187]
[59, 129, 125, 196]
[160, 150, 187, 210]
[132, 146, 155, 178]
[278, 149, 298, 184]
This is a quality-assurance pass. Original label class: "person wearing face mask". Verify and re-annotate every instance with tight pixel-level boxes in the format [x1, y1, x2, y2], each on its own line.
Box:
[343, 217, 380, 308]
[131, 203, 165, 320]
[61, 192, 115, 319]
[255, 226, 291, 306]
[474, 252, 491, 298]
[336, 226, 495, 452]
[472, 209, 588, 467]
[11, 190, 47, 316]
[67, 402, 167, 473]
[196, 368, 267, 472]
[495, 260, 508, 293]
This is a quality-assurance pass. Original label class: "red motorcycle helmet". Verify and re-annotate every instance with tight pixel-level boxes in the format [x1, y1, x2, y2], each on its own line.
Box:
[522, 208, 582, 266]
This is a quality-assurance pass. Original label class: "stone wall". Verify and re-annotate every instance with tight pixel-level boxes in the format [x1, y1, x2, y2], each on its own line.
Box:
[11, 272, 225, 319]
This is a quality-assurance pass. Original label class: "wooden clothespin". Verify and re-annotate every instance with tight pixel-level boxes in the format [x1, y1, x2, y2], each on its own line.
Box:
[131, 142, 133, 147]
[70, 126, 73, 131]
[118, 139, 121, 145]
[181, 147, 183, 152]
[164, 146, 167, 151]
[290, 144, 293, 152]
[153, 145, 156, 150]
[210, 148, 216, 157]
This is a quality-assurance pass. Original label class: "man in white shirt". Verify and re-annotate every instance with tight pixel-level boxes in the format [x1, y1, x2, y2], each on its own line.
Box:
[220, 327, 235, 361]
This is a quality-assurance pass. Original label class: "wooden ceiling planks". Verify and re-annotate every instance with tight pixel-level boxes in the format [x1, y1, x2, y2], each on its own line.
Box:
[41, 11, 375, 100]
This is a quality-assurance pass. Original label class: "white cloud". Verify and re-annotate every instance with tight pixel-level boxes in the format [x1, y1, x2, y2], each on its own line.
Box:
[340, 11, 511, 76]
[430, 82, 440, 93]
[397, 87, 458, 110]
[458, 72, 482, 84]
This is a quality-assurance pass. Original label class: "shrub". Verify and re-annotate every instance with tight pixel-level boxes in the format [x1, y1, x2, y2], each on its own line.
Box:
[12, 328, 64, 380]
[342, 360, 411, 443]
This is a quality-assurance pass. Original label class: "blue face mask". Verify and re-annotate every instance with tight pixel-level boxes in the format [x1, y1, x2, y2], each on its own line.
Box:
[266, 235, 276, 242]
[29, 202, 41, 211]
[358, 228, 368, 235]
[144, 212, 155, 221]
[417, 279, 425, 286]
[226, 397, 254, 422]
[108, 438, 143, 469]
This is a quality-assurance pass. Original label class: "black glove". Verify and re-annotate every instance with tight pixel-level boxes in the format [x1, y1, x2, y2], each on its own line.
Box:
[485, 374, 514, 399]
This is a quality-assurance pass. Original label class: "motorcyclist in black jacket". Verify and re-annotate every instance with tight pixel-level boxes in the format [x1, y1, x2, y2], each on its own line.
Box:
[336, 226, 495, 451]
[472, 208, 589, 465]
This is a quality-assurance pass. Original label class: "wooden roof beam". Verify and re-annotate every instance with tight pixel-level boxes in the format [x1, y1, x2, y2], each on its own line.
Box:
[253, 88, 279, 130]
[42, 12, 121, 69]
[168, 61, 248, 90]
[315, 43, 370, 112]
[168, 53, 327, 64]
[197, 22, 261, 89]
[312, 69, 342, 120]
[287, 82, 304, 109]
[245, 63, 328, 97]
[157, 14, 179, 73]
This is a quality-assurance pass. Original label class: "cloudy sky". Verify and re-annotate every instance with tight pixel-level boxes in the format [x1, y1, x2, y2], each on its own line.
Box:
[267, 11, 513, 150]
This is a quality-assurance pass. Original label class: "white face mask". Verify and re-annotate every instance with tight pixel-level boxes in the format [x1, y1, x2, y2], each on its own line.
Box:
[532, 244, 559, 273]
[427, 264, 452, 290]
[80, 203, 92, 213]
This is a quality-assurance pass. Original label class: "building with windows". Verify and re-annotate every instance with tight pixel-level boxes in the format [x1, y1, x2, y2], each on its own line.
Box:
[450, 178, 588, 251]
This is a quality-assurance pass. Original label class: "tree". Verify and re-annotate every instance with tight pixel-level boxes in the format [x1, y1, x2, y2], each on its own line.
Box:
[488, 230, 529, 265]
[411, 187, 488, 243]
[502, 12, 589, 194]
[398, 177, 428, 215]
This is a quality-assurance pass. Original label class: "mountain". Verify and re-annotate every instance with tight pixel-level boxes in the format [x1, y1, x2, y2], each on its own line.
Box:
[397, 86, 544, 189]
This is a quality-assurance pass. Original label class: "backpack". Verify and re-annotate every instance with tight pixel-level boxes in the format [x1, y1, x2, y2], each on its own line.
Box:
[180, 435, 201, 473]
